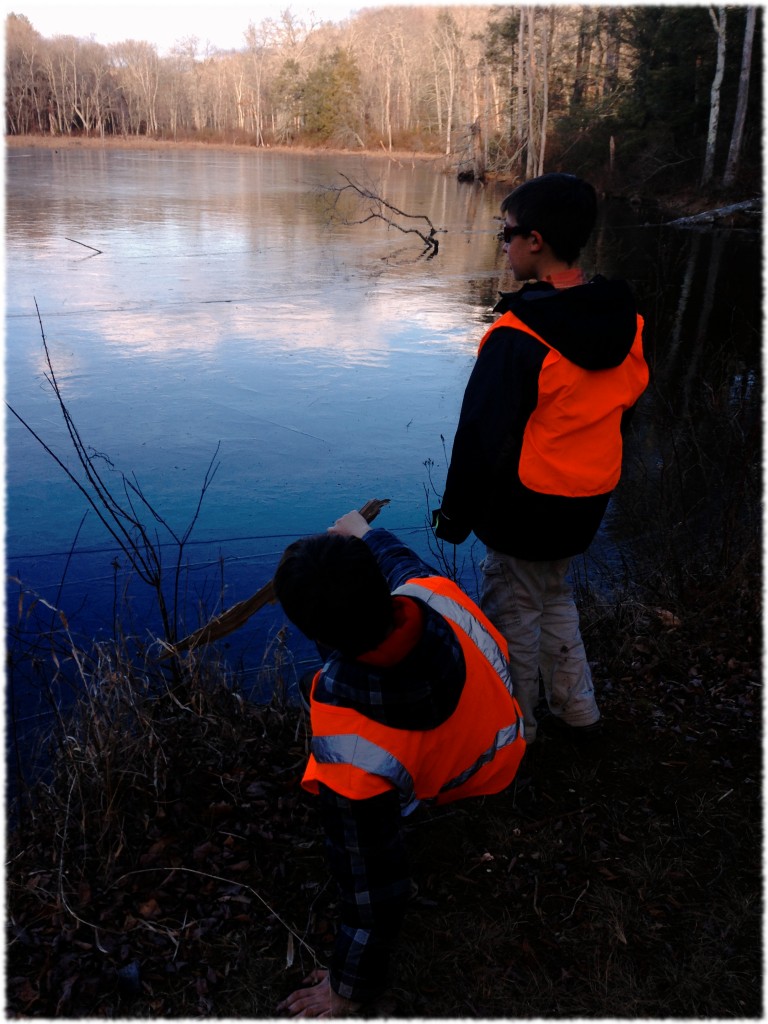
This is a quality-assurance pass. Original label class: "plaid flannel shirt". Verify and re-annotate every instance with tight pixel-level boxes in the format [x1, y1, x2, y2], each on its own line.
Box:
[313, 528, 466, 1003]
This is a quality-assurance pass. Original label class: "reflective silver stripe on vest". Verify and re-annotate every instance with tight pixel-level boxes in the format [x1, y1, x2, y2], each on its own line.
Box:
[311, 580, 521, 815]
[393, 581, 515, 698]
[439, 716, 524, 794]
[312, 733, 421, 815]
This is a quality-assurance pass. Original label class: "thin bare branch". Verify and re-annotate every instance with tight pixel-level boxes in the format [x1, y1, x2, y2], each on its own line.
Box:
[322, 173, 445, 256]
[65, 237, 103, 255]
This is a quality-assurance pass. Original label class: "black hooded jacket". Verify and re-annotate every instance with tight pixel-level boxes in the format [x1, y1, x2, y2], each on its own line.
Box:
[437, 275, 647, 560]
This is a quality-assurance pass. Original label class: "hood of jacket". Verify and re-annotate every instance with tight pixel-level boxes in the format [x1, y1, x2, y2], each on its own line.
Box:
[493, 274, 639, 371]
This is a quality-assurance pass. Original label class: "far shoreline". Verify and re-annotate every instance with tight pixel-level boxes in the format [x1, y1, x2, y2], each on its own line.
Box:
[8, 133, 722, 214]
[5, 132, 451, 165]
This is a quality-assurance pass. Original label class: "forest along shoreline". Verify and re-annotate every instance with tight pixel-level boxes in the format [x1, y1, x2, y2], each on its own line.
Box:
[8, 7, 761, 203]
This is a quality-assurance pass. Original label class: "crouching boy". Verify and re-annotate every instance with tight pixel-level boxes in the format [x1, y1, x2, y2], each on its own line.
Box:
[274, 510, 526, 1017]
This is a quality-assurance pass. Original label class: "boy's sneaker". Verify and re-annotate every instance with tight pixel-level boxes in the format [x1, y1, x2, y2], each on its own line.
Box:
[538, 713, 603, 743]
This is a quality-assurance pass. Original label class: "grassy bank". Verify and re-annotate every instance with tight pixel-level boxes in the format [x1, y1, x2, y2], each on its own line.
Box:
[6, 553, 761, 1017]
[5, 131, 449, 167]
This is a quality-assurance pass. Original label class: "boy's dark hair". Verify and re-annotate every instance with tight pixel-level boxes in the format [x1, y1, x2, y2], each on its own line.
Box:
[273, 533, 394, 656]
[501, 173, 597, 264]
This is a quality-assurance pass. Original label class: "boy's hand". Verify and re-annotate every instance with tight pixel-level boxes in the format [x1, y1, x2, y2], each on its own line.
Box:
[328, 510, 371, 539]
[277, 969, 362, 1018]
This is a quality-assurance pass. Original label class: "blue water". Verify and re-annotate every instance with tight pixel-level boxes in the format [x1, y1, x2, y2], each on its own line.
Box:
[6, 147, 518, 721]
[6, 146, 761, 738]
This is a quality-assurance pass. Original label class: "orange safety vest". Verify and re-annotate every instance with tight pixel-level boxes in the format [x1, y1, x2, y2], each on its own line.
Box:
[302, 576, 526, 815]
[478, 310, 648, 497]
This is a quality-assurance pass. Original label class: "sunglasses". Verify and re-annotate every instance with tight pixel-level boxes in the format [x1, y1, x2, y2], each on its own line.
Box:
[500, 223, 529, 244]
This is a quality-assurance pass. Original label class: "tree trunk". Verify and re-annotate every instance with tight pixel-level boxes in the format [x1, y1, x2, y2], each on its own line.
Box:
[571, 7, 593, 107]
[444, 70, 454, 156]
[384, 68, 392, 150]
[516, 11, 526, 175]
[470, 120, 485, 181]
[434, 65, 443, 139]
[701, 6, 727, 187]
[602, 8, 621, 96]
[537, 7, 553, 174]
[723, 6, 756, 188]
[525, 8, 537, 178]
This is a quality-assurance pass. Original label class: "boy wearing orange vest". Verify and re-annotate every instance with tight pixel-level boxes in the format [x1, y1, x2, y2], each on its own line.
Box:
[274, 509, 525, 1016]
[433, 173, 648, 745]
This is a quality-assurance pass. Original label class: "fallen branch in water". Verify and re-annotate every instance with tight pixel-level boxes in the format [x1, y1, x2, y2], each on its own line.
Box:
[164, 498, 391, 657]
[65, 237, 103, 254]
[666, 198, 761, 227]
[322, 173, 444, 257]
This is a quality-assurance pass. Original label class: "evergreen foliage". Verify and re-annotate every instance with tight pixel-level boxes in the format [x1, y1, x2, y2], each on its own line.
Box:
[302, 47, 362, 144]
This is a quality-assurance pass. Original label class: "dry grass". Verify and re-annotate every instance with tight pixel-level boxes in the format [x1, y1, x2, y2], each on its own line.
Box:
[5, 132, 447, 163]
[6, 564, 761, 1017]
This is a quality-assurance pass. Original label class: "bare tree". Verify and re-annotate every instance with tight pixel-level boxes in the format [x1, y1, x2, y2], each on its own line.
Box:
[701, 6, 727, 187]
[571, 6, 594, 107]
[157, 47, 187, 138]
[358, 19, 398, 149]
[40, 37, 75, 135]
[113, 39, 161, 135]
[522, 7, 553, 178]
[66, 39, 110, 135]
[601, 7, 621, 97]
[516, 10, 526, 173]
[6, 14, 46, 134]
[244, 18, 278, 145]
[723, 6, 757, 188]
[537, 7, 554, 173]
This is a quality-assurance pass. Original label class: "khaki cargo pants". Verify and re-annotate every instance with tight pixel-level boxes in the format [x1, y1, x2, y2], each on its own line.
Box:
[480, 548, 600, 744]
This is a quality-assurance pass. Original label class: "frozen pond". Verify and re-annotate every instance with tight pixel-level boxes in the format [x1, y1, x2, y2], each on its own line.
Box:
[6, 145, 761, 726]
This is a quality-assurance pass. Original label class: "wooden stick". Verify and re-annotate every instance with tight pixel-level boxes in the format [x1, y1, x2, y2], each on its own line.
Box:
[163, 499, 390, 657]
[65, 237, 103, 254]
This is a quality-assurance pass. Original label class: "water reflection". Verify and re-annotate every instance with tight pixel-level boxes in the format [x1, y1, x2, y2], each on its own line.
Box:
[6, 147, 761, 721]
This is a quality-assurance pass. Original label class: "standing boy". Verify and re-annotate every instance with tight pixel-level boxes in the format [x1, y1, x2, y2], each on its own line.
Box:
[433, 173, 648, 744]
[273, 510, 525, 1016]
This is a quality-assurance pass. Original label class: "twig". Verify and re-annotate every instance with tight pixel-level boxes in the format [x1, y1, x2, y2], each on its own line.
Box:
[563, 881, 590, 921]
[65, 237, 103, 255]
